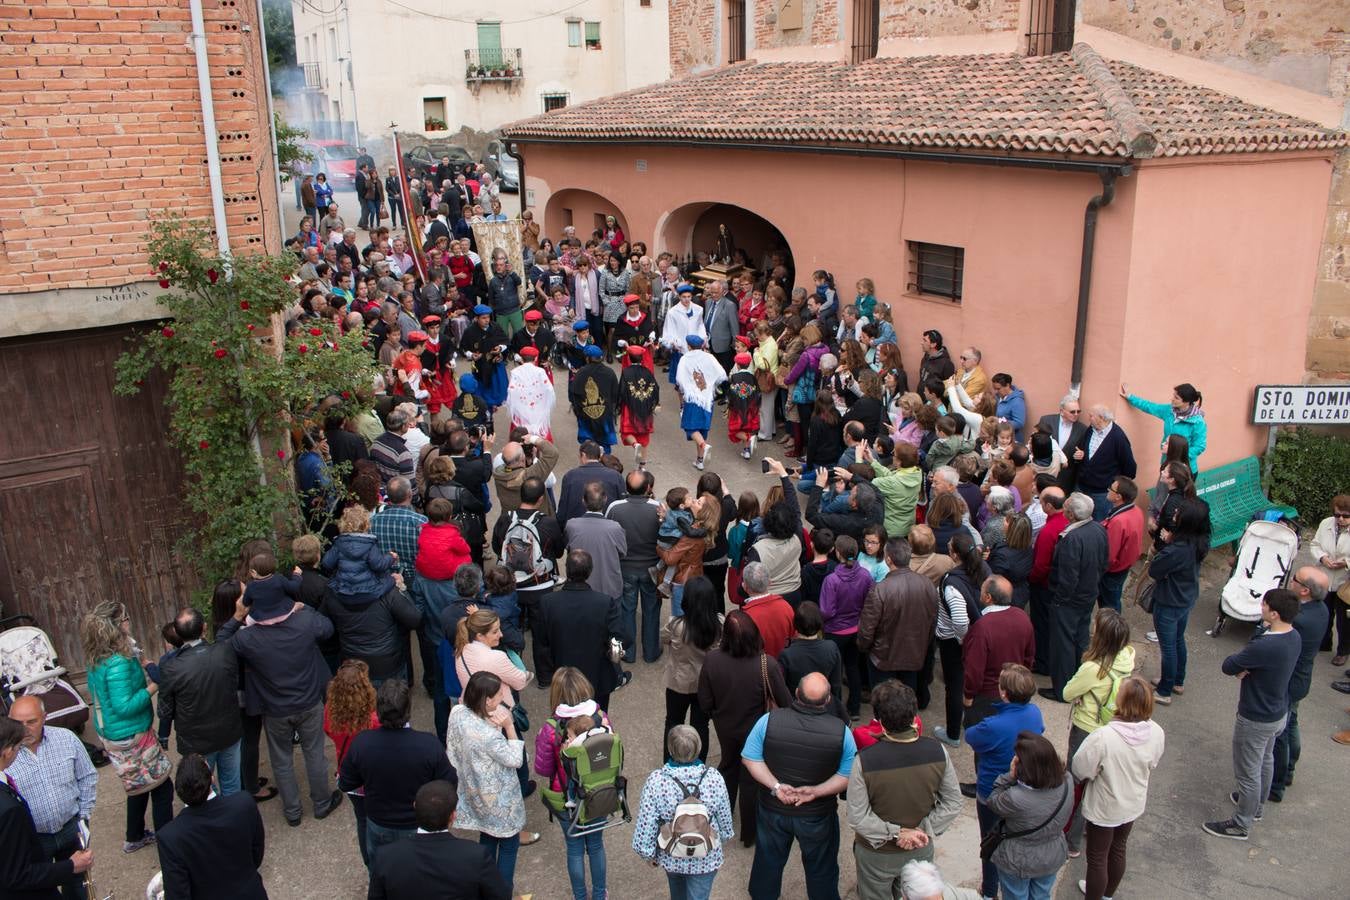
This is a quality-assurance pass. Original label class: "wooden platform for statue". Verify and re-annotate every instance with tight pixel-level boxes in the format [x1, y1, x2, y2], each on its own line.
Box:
[688, 262, 747, 286]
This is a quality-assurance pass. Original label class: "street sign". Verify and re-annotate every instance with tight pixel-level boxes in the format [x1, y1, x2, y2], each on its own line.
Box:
[1251, 384, 1350, 424]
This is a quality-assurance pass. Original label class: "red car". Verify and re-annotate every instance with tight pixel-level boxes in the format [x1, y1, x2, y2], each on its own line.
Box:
[303, 139, 359, 188]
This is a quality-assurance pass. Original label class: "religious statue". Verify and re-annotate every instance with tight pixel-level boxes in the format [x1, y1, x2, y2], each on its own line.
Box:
[715, 223, 736, 265]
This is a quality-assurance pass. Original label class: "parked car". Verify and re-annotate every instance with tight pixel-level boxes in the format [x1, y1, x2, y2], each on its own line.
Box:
[484, 140, 519, 192]
[402, 143, 474, 182]
[301, 139, 360, 188]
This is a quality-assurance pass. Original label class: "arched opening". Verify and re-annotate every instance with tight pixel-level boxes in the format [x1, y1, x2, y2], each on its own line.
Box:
[659, 201, 794, 282]
[543, 188, 628, 247]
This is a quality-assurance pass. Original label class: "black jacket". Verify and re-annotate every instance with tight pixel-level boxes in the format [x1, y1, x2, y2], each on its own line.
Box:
[367, 831, 509, 900]
[987, 544, 1033, 608]
[219, 609, 334, 717]
[556, 462, 626, 529]
[489, 507, 564, 570]
[448, 453, 493, 505]
[325, 425, 369, 481]
[843, 395, 886, 443]
[0, 783, 71, 899]
[760, 702, 848, 817]
[156, 792, 267, 900]
[778, 637, 843, 702]
[535, 582, 623, 695]
[338, 727, 457, 829]
[319, 586, 423, 680]
[1146, 538, 1205, 611]
[157, 639, 242, 755]
[1049, 522, 1109, 608]
[805, 482, 884, 540]
[1071, 425, 1137, 493]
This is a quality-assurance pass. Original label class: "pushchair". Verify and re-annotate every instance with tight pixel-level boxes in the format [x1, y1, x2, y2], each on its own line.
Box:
[0, 613, 106, 764]
[1208, 514, 1300, 637]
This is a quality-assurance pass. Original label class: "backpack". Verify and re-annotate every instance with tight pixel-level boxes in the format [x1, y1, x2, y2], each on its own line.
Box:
[540, 716, 630, 837]
[428, 482, 485, 553]
[656, 770, 720, 859]
[502, 510, 553, 585]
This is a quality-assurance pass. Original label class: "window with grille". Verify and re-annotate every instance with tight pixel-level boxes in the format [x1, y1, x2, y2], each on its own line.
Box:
[850, 0, 880, 64]
[727, 1, 746, 63]
[542, 92, 569, 112]
[585, 21, 601, 49]
[908, 241, 965, 302]
[1026, 0, 1076, 56]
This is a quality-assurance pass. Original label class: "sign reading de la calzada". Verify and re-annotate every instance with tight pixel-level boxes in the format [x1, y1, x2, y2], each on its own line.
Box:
[1252, 384, 1350, 424]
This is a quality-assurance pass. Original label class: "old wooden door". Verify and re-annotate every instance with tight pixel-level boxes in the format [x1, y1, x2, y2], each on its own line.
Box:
[0, 325, 193, 670]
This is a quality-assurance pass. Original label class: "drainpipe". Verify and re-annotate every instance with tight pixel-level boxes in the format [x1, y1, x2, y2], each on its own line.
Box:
[253, 0, 285, 249]
[504, 141, 526, 217]
[188, 0, 231, 262]
[1069, 169, 1124, 395]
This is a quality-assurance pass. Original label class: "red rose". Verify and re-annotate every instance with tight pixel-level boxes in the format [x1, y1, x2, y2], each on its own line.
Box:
[207, 269, 219, 284]
[198, 440, 210, 450]
[298, 344, 309, 354]
[161, 327, 175, 338]
[239, 300, 250, 310]
[309, 327, 323, 336]
[341, 390, 351, 399]
[158, 261, 169, 272]
[276, 449, 286, 459]
[158, 279, 170, 289]
[214, 348, 227, 359]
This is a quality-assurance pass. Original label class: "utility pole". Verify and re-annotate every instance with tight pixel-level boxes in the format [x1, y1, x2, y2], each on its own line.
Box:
[342, 0, 361, 144]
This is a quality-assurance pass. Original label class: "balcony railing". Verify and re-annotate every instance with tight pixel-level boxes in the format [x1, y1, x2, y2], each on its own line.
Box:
[302, 61, 324, 90]
[465, 48, 523, 82]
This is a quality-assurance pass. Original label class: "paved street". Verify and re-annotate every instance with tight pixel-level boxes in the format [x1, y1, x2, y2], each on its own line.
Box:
[82, 336, 1349, 898]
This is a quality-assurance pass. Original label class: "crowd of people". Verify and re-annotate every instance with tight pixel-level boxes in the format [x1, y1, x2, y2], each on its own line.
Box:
[4, 159, 1349, 900]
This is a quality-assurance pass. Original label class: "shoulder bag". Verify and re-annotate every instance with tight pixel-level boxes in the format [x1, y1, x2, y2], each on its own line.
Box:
[979, 781, 1069, 861]
[760, 654, 779, 712]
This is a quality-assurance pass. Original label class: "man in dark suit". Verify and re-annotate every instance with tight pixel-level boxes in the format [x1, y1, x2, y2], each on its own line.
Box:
[536, 550, 627, 710]
[1069, 405, 1138, 521]
[368, 780, 508, 900]
[156, 754, 267, 900]
[1041, 493, 1110, 703]
[555, 441, 625, 529]
[1036, 394, 1088, 489]
[0, 718, 91, 900]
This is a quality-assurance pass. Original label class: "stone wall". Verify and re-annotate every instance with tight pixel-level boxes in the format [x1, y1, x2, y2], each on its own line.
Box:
[878, 0, 1019, 40]
[754, 0, 839, 51]
[669, 0, 716, 76]
[1081, 0, 1350, 379]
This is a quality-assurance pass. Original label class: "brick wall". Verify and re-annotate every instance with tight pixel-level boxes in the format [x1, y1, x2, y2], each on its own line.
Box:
[0, 0, 278, 295]
[669, 0, 716, 77]
[1080, 0, 1350, 378]
[752, 0, 839, 51]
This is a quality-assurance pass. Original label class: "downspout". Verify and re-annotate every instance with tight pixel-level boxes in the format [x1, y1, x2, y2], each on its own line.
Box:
[188, 0, 231, 262]
[253, 0, 285, 250]
[1069, 169, 1121, 395]
[504, 141, 526, 218]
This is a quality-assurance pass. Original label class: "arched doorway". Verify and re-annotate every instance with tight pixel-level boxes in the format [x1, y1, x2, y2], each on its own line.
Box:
[659, 202, 793, 280]
[543, 189, 628, 247]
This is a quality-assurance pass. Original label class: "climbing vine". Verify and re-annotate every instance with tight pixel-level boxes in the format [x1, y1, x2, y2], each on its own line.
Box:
[115, 217, 377, 586]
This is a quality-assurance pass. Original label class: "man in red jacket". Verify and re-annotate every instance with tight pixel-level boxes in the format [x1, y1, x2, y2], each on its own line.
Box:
[962, 575, 1035, 730]
[1028, 487, 1067, 674]
[1099, 477, 1145, 612]
[740, 562, 795, 658]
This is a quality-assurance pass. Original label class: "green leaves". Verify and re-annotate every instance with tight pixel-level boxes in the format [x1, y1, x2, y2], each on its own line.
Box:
[116, 217, 378, 585]
[1270, 427, 1350, 527]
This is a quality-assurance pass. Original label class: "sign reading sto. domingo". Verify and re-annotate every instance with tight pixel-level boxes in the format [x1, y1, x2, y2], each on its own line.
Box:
[1252, 384, 1350, 424]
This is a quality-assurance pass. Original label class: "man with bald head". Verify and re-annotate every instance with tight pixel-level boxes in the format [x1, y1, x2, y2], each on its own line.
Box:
[6, 696, 98, 899]
[606, 469, 662, 664]
[742, 670, 857, 899]
[961, 575, 1035, 729]
[1274, 567, 1330, 797]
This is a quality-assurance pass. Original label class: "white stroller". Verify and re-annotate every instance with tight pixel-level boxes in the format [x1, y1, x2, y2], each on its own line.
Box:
[0, 613, 107, 768]
[1209, 516, 1300, 637]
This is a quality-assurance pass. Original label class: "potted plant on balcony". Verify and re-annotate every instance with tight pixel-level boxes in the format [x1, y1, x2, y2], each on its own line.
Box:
[424, 117, 447, 132]
[503, 65, 515, 78]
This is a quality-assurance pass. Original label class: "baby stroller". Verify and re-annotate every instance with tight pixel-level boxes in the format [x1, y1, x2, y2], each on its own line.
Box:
[540, 713, 631, 838]
[0, 613, 106, 764]
[1209, 514, 1300, 637]
[550, 308, 577, 371]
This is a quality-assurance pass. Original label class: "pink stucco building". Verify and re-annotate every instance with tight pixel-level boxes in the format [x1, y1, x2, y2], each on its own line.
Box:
[504, 37, 1346, 468]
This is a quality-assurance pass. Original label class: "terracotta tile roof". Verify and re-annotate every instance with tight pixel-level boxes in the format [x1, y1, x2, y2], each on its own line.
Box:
[502, 44, 1347, 160]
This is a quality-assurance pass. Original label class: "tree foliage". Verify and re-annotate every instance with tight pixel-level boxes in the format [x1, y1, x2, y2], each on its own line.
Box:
[275, 113, 312, 182]
[115, 217, 377, 587]
[1269, 427, 1350, 528]
[262, 0, 296, 88]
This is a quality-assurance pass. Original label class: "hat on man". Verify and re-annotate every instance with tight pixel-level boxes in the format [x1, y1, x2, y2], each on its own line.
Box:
[523, 309, 543, 322]
[627, 345, 646, 359]
[734, 352, 752, 366]
[583, 344, 604, 359]
[460, 373, 480, 393]
[572, 320, 591, 332]
[406, 331, 428, 344]
[623, 293, 641, 306]
[519, 346, 539, 360]
[685, 334, 704, 348]
[472, 304, 493, 316]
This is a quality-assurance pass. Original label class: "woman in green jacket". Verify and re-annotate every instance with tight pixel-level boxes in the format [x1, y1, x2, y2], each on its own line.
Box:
[82, 601, 174, 853]
[1120, 382, 1206, 474]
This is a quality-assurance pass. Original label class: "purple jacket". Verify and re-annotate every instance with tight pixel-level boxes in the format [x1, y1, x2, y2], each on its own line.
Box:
[785, 343, 828, 385]
[819, 561, 874, 635]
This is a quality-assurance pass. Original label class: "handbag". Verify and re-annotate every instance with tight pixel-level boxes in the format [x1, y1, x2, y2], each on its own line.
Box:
[760, 654, 779, 712]
[980, 781, 1069, 861]
[511, 699, 530, 734]
[93, 696, 171, 796]
[1136, 579, 1156, 614]
[756, 364, 777, 394]
[1337, 580, 1350, 606]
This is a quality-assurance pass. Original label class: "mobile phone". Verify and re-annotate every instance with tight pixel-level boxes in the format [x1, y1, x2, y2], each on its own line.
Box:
[761, 459, 772, 474]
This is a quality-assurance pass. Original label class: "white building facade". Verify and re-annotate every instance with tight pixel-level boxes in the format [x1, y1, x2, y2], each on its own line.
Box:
[291, 0, 671, 143]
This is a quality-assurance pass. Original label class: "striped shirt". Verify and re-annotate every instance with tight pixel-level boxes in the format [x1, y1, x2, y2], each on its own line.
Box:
[6, 726, 97, 834]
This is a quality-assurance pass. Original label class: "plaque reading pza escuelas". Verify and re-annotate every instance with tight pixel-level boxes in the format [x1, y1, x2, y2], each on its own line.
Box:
[1251, 383, 1350, 425]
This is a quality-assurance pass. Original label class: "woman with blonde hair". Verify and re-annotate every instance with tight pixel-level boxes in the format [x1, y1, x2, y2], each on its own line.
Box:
[892, 392, 925, 447]
[454, 610, 531, 700]
[658, 493, 722, 617]
[752, 320, 780, 442]
[82, 601, 175, 853]
[324, 660, 379, 866]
